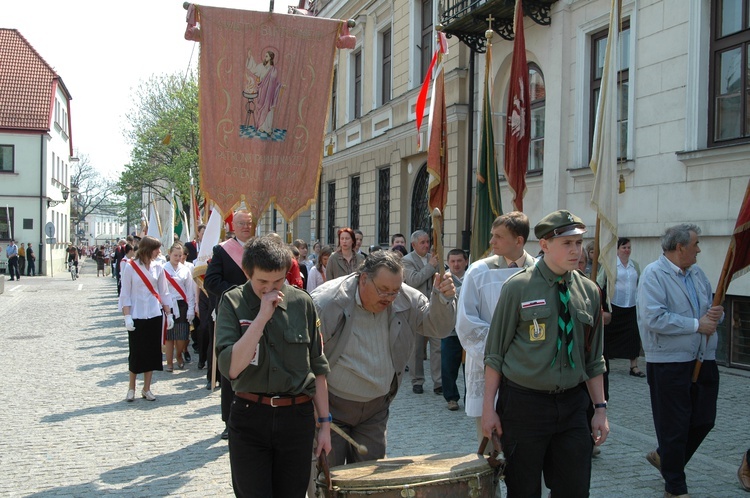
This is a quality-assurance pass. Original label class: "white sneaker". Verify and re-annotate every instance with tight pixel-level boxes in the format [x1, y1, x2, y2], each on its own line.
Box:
[141, 389, 156, 401]
[126, 389, 135, 402]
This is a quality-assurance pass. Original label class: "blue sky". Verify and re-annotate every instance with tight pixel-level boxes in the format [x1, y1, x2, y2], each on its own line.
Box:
[4, 0, 270, 179]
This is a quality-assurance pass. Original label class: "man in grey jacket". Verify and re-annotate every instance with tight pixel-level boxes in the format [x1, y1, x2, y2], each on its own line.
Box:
[311, 250, 456, 467]
[637, 223, 723, 498]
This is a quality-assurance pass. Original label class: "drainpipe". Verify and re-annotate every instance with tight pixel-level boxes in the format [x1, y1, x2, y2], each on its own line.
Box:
[38, 134, 45, 276]
[462, 49, 475, 252]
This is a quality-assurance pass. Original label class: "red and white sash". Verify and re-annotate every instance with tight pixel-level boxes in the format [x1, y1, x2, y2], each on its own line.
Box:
[164, 266, 188, 319]
[220, 238, 244, 271]
[129, 260, 168, 344]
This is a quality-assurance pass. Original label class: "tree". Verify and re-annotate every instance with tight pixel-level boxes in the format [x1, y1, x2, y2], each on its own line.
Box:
[70, 154, 116, 242]
[118, 72, 200, 211]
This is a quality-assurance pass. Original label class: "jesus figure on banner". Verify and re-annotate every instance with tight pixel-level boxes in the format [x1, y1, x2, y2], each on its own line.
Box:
[243, 48, 283, 137]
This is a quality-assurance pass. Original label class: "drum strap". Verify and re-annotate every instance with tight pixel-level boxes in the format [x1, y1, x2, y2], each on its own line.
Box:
[478, 433, 506, 472]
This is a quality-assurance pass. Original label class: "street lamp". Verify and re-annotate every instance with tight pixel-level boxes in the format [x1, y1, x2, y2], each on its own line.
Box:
[48, 186, 70, 208]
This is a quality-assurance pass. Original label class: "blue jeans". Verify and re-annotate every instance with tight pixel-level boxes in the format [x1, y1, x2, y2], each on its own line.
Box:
[441, 335, 463, 402]
[228, 397, 315, 497]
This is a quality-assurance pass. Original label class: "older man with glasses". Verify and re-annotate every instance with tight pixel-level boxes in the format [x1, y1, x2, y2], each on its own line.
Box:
[311, 250, 457, 467]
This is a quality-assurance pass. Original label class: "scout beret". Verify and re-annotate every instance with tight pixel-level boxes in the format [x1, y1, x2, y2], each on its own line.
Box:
[534, 210, 587, 239]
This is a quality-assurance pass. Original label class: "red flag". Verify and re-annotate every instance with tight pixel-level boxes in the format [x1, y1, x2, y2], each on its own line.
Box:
[716, 179, 750, 303]
[504, 0, 531, 212]
[427, 34, 448, 212]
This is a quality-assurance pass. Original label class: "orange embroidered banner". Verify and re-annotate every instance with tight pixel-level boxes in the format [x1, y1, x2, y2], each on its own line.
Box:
[190, 6, 342, 220]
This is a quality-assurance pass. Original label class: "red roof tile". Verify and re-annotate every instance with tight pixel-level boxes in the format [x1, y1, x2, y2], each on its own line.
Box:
[0, 28, 58, 131]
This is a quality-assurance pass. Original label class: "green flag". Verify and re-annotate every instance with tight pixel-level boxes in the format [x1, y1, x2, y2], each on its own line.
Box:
[174, 196, 184, 242]
[470, 43, 502, 259]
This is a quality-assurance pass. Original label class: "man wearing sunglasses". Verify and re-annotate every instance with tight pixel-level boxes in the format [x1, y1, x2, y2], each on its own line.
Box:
[311, 250, 457, 467]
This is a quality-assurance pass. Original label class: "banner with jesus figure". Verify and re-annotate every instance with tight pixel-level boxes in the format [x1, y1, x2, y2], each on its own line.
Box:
[186, 6, 345, 220]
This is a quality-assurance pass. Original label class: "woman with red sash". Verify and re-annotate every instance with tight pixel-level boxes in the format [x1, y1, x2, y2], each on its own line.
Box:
[163, 243, 196, 371]
[118, 236, 172, 402]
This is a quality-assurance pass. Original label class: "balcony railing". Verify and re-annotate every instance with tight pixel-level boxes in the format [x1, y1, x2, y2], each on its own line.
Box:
[439, 0, 557, 52]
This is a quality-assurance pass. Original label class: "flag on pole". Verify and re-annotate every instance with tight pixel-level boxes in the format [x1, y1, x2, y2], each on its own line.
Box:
[415, 35, 443, 148]
[715, 179, 750, 303]
[589, 0, 620, 301]
[470, 32, 502, 260]
[147, 200, 161, 239]
[427, 32, 449, 213]
[504, 0, 531, 212]
[174, 195, 185, 242]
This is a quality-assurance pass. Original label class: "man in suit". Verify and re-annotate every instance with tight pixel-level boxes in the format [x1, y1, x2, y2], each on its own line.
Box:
[185, 224, 205, 263]
[456, 211, 535, 448]
[204, 210, 254, 440]
[402, 230, 442, 394]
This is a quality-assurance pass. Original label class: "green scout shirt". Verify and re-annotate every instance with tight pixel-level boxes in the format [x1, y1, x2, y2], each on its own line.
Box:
[485, 258, 606, 391]
[215, 282, 330, 396]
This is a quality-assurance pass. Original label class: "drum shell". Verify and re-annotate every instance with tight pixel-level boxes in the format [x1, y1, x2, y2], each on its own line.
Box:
[316, 453, 497, 497]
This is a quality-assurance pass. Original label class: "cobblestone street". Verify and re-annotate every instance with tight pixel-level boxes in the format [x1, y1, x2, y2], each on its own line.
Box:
[1, 260, 748, 497]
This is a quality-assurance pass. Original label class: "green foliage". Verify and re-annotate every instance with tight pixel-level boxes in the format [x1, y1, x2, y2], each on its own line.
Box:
[118, 71, 200, 210]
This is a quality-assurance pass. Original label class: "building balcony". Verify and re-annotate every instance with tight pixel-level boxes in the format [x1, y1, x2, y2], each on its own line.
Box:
[439, 0, 558, 52]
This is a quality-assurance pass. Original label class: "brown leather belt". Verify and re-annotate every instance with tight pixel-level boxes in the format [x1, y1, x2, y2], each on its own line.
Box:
[235, 392, 311, 407]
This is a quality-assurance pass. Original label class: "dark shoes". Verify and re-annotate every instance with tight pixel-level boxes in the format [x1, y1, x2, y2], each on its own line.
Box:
[184, 352, 192, 363]
[630, 366, 646, 378]
[412, 385, 424, 394]
[221, 427, 229, 440]
[433, 386, 443, 395]
[198, 361, 206, 370]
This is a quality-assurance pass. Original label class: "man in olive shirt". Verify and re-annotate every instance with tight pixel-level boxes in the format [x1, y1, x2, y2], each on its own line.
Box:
[482, 210, 608, 498]
[215, 235, 331, 498]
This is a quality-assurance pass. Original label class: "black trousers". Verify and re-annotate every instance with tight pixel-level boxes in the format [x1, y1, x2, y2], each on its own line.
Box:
[647, 360, 719, 495]
[228, 397, 315, 497]
[7, 257, 20, 279]
[498, 382, 592, 498]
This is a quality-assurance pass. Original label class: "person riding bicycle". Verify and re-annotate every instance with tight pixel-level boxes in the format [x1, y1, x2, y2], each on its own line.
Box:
[67, 244, 79, 275]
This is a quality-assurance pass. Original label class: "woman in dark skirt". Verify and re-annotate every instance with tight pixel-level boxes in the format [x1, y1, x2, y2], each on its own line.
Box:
[118, 236, 172, 401]
[600, 237, 644, 377]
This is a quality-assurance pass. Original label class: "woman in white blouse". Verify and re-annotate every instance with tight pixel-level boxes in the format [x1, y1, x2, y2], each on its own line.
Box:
[600, 237, 643, 377]
[306, 245, 333, 293]
[119, 236, 172, 402]
[164, 243, 196, 371]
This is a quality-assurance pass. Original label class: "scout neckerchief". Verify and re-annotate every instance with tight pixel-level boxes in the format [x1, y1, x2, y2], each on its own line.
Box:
[552, 275, 575, 369]
[129, 259, 168, 344]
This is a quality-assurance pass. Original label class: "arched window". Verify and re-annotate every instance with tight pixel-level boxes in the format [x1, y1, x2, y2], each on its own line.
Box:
[528, 63, 545, 173]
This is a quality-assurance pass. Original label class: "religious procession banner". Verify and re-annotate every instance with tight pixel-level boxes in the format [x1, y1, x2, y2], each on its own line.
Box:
[185, 5, 345, 220]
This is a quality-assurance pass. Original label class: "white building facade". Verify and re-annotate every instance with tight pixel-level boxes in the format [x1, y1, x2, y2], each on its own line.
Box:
[0, 29, 75, 276]
[268, 0, 749, 368]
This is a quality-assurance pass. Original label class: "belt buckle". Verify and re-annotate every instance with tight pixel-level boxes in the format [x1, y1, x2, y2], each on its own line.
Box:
[550, 387, 565, 394]
[270, 395, 281, 408]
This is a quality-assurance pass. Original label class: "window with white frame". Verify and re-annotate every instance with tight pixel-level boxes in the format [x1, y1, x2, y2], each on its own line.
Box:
[529, 63, 546, 173]
[709, 0, 750, 146]
[420, 0, 433, 82]
[590, 21, 630, 160]
[353, 50, 362, 120]
[0, 145, 14, 173]
[380, 28, 392, 105]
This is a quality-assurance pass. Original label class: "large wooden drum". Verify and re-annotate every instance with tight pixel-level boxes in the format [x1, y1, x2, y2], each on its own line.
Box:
[316, 452, 496, 497]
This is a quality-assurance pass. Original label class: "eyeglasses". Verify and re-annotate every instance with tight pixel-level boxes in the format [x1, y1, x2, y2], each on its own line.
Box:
[368, 276, 401, 298]
[235, 221, 252, 228]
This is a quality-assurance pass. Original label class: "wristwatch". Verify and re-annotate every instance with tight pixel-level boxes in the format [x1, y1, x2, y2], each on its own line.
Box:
[593, 402, 607, 410]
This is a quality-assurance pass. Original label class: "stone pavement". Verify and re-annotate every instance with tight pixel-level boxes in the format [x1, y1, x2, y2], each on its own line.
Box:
[0, 259, 748, 497]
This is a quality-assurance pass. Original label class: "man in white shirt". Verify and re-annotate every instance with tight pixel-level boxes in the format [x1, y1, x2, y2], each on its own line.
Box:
[456, 212, 535, 448]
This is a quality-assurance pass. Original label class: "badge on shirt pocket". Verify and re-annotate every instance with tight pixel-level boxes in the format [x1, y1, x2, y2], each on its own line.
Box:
[529, 319, 546, 341]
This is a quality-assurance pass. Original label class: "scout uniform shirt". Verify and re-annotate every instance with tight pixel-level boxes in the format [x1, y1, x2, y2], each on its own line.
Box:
[485, 258, 606, 391]
[215, 281, 329, 396]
